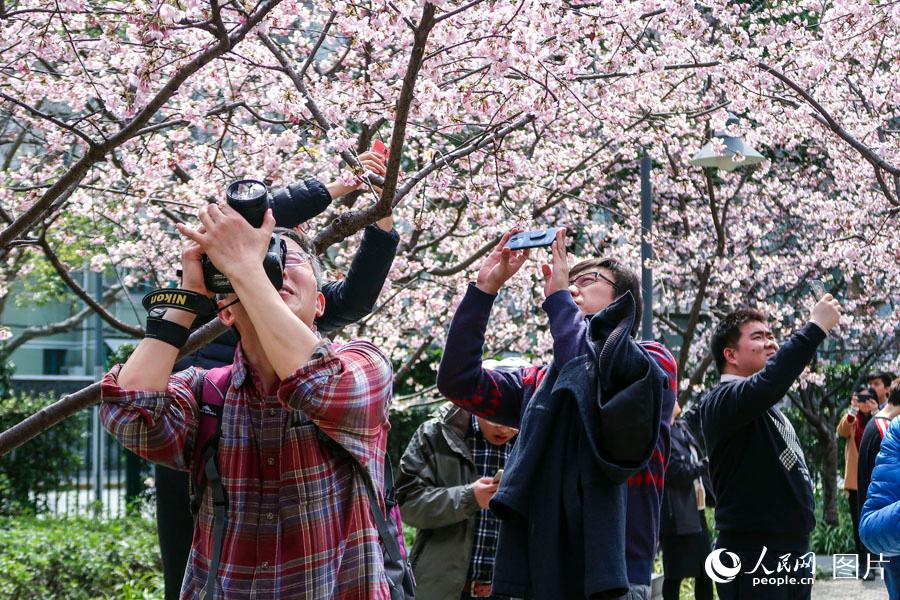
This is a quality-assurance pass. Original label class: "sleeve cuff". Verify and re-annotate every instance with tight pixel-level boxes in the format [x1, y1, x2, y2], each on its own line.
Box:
[466, 282, 498, 303]
[100, 364, 171, 424]
[363, 223, 401, 249]
[541, 289, 577, 317]
[804, 321, 829, 341]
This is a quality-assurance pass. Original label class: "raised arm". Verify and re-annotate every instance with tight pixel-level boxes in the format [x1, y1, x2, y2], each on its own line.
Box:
[436, 230, 532, 427]
[100, 365, 203, 471]
[706, 296, 840, 432]
[317, 222, 399, 334]
[278, 340, 392, 473]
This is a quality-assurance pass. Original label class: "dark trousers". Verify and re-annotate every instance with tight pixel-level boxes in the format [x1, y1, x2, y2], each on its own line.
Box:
[663, 576, 713, 600]
[155, 465, 193, 600]
[848, 490, 875, 572]
[713, 539, 813, 600]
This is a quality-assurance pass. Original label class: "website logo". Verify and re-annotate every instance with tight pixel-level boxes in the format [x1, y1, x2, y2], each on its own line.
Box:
[705, 549, 742, 583]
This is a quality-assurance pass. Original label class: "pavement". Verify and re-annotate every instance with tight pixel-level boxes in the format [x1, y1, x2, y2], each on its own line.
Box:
[812, 576, 889, 599]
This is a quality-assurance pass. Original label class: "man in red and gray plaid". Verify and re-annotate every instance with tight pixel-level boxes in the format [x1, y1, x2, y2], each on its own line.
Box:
[100, 203, 392, 599]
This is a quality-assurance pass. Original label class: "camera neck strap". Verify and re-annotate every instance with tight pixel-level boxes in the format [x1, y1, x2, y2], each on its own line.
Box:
[142, 288, 218, 319]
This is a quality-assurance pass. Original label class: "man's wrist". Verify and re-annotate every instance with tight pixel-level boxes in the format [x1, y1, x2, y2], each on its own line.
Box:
[475, 282, 500, 296]
[162, 308, 197, 328]
[807, 319, 830, 335]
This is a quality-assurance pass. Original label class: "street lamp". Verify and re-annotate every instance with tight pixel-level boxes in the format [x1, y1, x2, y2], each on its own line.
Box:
[690, 113, 765, 172]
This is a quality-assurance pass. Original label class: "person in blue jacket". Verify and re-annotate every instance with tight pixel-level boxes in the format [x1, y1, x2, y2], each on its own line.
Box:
[859, 378, 900, 600]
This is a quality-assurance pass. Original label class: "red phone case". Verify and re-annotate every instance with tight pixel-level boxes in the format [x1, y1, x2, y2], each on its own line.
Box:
[372, 140, 388, 158]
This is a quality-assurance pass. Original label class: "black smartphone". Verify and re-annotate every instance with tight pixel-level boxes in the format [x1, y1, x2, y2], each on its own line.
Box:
[504, 228, 560, 250]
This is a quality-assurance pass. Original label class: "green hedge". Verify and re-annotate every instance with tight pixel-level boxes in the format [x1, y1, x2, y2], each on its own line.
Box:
[0, 392, 85, 516]
[0, 515, 162, 599]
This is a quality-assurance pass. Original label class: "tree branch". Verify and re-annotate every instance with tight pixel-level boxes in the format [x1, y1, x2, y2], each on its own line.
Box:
[39, 238, 144, 337]
[0, 0, 284, 250]
[0, 318, 229, 456]
[2, 284, 124, 355]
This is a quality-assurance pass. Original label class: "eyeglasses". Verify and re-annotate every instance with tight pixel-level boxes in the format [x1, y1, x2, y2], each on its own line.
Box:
[569, 271, 618, 291]
[284, 250, 311, 270]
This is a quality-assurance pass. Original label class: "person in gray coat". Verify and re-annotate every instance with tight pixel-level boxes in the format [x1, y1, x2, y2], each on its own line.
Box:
[396, 403, 517, 599]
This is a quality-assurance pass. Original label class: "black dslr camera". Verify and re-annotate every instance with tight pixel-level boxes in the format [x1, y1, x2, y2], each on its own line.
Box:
[201, 179, 288, 294]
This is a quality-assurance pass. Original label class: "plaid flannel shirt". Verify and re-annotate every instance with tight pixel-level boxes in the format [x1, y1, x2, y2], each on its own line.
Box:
[100, 340, 392, 600]
[467, 416, 513, 583]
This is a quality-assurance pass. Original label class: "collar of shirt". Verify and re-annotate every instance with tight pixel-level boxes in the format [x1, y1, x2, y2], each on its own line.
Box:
[720, 373, 747, 383]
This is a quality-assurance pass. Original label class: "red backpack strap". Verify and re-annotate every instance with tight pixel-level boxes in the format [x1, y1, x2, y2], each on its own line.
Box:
[190, 365, 232, 513]
[875, 416, 891, 439]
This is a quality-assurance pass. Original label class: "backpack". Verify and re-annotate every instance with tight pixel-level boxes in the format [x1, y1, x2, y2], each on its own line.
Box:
[189, 365, 415, 600]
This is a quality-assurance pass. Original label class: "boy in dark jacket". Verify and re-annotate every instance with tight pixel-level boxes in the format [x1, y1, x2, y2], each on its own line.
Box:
[395, 403, 518, 600]
[437, 228, 676, 599]
[700, 298, 841, 600]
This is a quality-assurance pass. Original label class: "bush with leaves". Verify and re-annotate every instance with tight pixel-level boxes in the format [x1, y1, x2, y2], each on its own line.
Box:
[0, 515, 162, 599]
[0, 391, 85, 515]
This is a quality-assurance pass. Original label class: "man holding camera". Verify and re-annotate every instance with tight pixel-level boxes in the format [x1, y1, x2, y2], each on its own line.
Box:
[154, 150, 401, 599]
[101, 204, 393, 599]
[437, 228, 676, 599]
[700, 297, 841, 600]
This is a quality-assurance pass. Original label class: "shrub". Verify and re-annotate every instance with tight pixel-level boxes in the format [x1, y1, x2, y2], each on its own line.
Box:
[0, 391, 85, 515]
[811, 488, 856, 555]
[0, 515, 163, 599]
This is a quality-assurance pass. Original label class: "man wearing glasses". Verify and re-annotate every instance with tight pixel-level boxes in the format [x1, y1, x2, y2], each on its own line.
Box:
[437, 228, 677, 600]
[395, 398, 519, 599]
[100, 205, 394, 599]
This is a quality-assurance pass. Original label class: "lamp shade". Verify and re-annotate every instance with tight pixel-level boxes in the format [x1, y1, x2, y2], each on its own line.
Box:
[691, 134, 765, 172]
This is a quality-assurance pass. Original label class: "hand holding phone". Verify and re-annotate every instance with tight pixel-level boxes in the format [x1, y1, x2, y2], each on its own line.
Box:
[492, 469, 504, 483]
[505, 228, 561, 250]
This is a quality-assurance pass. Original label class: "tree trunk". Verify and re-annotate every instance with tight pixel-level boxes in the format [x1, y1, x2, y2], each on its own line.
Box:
[819, 427, 839, 526]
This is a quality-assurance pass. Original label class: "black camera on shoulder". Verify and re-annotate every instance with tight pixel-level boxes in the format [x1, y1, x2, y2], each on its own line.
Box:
[201, 179, 288, 294]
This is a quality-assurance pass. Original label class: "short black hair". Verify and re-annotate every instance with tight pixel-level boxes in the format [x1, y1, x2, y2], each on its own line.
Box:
[569, 257, 642, 336]
[710, 308, 769, 373]
[889, 379, 900, 407]
[867, 371, 895, 389]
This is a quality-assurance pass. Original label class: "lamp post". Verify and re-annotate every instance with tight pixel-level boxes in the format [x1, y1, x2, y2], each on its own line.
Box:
[639, 114, 764, 342]
[640, 149, 654, 341]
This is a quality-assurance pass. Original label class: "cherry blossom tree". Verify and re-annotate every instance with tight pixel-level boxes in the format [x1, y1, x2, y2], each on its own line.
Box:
[0, 1, 898, 526]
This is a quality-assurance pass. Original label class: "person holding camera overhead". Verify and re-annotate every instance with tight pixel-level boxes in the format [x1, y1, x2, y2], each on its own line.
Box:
[101, 155, 398, 598]
[151, 149, 403, 600]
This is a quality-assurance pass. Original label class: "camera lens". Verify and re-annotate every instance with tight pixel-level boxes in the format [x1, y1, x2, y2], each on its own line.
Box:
[226, 179, 269, 227]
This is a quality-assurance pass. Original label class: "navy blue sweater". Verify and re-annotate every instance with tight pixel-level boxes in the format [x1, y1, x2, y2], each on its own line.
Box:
[437, 284, 677, 585]
[700, 322, 826, 546]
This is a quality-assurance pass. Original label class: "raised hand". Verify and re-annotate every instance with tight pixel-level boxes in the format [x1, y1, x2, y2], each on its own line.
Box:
[475, 230, 530, 295]
[809, 293, 841, 333]
[541, 227, 569, 299]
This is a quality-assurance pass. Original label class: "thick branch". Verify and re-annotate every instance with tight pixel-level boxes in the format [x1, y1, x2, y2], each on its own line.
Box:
[0, 319, 228, 456]
[758, 62, 900, 204]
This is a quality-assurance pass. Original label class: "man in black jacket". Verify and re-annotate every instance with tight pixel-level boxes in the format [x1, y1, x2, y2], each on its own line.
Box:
[155, 151, 400, 599]
[700, 295, 841, 600]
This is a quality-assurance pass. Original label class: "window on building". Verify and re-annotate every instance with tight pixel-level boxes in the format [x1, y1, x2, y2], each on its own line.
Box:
[43, 348, 67, 375]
